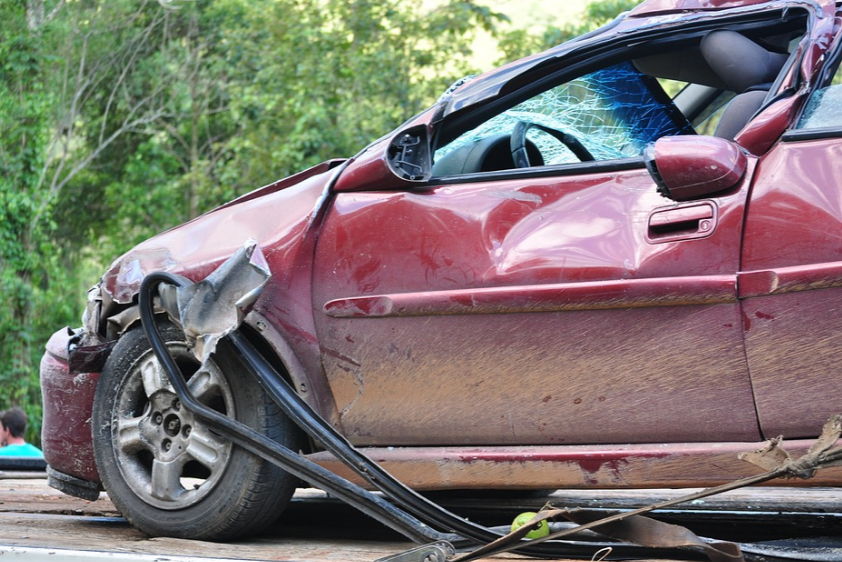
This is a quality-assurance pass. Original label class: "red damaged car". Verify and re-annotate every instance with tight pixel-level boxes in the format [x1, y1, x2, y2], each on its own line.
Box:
[40, 0, 842, 543]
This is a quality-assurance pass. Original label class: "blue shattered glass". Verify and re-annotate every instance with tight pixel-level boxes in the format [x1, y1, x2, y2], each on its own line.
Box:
[436, 61, 693, 165]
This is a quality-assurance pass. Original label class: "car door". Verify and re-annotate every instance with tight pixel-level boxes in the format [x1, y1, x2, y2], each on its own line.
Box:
[739, 39, 842, 440]
[311, 49, 759, 448]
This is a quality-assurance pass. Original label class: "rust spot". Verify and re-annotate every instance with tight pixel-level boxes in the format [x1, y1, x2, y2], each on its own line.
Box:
[598, 396, 606, 402]
[542, 395, 552, 403]
[573, 397, 583, 405]
[755, 311, 775, 320]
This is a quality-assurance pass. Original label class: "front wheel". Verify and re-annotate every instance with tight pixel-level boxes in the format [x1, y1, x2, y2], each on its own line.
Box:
[92, 321, 301, 540]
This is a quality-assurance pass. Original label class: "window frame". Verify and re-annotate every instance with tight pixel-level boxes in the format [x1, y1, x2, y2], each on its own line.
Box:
[781, 33, 842, 142]
[432, 60, 693, 175]
[429, 8, 812, 182]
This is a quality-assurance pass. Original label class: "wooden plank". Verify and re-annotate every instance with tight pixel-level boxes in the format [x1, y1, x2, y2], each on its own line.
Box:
[0, 477, 413, 561]
[0, 512, 415, 562]
[0, 478, 535, 561]
[3, 476, 839, 561]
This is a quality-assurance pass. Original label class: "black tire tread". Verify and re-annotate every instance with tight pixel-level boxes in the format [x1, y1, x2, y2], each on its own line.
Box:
[93, 320, 301, 540]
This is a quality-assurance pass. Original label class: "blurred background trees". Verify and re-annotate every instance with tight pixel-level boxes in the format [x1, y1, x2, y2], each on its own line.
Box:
[0, 0, 641, 445]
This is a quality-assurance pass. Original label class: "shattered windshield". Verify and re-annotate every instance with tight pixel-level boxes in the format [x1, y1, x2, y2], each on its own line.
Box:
[435, 61, 693, 167]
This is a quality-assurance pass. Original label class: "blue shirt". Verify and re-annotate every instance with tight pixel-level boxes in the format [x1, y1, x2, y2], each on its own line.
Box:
[0, 443, 44, 458]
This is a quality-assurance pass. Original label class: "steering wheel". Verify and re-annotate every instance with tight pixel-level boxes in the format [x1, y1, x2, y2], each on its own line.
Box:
[510, 120, 595, 168]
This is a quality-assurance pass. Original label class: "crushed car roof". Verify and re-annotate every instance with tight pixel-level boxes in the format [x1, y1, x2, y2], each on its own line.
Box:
[630, 0, 778, 16]
[439, 0, 832, 117]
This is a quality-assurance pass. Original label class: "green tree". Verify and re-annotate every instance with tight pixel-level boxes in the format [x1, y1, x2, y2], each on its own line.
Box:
[50, 1, 207, 256]
[497, 0, 645, 63]
[216, 0, 508, 191]
[0, 0, 191, 443]
[54, 0, 509, 254]
[0, 1, 53, 443]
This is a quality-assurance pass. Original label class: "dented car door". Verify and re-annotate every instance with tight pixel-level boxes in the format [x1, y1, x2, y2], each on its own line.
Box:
[312, 166, 759, 446]
[311, 54, 762, 446]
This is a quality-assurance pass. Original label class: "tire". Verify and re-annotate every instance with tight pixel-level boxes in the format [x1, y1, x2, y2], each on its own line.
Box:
[93, 320, 301, 540]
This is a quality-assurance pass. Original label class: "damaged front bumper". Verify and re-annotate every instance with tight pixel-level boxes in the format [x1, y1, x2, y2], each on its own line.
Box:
[38, 241, 273, 500]
[40, 280, 121, 497]
[40, 326, 104, 497]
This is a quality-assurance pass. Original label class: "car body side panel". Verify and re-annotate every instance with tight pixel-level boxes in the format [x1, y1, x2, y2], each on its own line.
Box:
[740, 138, 842, 439]
[312, 165, 759, 447]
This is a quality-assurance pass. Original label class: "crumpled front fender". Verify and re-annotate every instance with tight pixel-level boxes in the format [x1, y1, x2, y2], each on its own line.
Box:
[93, 159, 343, 429]
[101, 160, 342, 307]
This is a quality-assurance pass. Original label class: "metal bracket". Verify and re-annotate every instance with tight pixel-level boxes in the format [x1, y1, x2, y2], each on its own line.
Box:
[375, 541, 455, 562]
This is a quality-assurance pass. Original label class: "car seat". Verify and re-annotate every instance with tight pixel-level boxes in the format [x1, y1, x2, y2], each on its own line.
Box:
[700, 30, 789, 140]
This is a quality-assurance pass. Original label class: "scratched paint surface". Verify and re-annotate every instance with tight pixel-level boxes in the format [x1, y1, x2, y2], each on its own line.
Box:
[312, 165, 758, 446]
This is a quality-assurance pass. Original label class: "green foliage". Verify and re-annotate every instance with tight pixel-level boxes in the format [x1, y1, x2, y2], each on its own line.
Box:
[217, 0, 508, 190]
[0, 1, 55, 445]
[497, 0, 645, 63]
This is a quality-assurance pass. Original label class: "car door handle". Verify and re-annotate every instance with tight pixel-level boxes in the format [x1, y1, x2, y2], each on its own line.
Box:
[647, 202, 717, 243]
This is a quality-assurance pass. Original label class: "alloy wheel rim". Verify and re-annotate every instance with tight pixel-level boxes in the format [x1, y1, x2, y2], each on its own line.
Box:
[112, 343, 234, 510]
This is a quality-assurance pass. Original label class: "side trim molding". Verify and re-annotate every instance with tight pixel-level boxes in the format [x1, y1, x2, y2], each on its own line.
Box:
[738, 261, 842, 298]
[324, 275, 737, 318]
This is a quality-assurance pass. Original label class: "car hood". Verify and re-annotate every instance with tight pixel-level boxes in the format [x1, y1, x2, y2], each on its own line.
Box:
[102, 159, 345, 304]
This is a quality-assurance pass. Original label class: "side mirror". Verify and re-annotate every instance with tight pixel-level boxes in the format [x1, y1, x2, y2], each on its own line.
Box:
[387, 125, 432, 182]
[333, 124, 433, 192]
[644, 136, 747, 201]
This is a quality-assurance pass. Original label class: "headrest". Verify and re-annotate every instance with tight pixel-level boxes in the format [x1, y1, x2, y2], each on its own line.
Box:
[700, 31, 789, 94]
[633, 50, 727, 90]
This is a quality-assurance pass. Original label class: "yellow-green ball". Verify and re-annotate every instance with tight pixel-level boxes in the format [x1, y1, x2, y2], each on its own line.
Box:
[511, 511, 550, 539]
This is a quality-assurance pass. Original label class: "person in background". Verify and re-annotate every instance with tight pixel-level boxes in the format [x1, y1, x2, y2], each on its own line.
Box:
[0, 407, 44, 458]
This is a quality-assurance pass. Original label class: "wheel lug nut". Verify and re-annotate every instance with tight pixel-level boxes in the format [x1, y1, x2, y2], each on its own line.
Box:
[163, 413, 181, 436]
[153, 412, 163, 425]
[173, 399, 180, 411]
[183, 425, 192, 438]
[162, 439, 171, 452]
